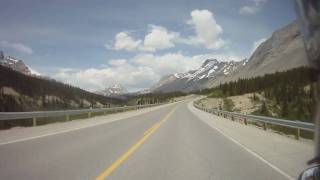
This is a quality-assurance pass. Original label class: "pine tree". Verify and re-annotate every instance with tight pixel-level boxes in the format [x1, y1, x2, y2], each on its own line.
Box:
[259, 101, 270, 116]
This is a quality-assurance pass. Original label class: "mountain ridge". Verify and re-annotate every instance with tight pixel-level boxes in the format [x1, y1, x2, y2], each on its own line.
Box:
[149, 21, 310, 93]
[0, 51, 40, 76]
[95, 83, 128, 97]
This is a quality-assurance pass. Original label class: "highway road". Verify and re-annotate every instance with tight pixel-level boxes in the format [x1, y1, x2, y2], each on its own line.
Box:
[0, 101, 294, 180]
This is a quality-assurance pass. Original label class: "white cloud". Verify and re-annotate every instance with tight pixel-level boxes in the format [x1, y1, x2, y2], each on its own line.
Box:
[53, 52, 243, 92]
[106, 9, 226, 52]
[142, 25, 180, 52]
[109, 32, 141, 51]
[251, 37, 267, 54]
[0, 40, 33, 55]
[240, 0, 267, 15]
[184, 9, 226, 49]
[29, 67, 41, 76]
[107, 26, 180, 52]
[108, 59, 128, 66]
[54, 64, 157, 92]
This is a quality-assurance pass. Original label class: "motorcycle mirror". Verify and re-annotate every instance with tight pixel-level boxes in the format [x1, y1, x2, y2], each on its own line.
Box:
[299, 165, 320, 180]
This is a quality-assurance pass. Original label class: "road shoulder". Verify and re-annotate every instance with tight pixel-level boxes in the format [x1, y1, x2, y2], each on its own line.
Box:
[187, 101, 313, 179]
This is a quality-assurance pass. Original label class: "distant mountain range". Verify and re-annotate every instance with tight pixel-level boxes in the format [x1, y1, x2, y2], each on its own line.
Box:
[95, 84, 128, 97]
[0, 65, 122, 112]
[149, 59, 248, 92]
[149, 21, 309, 93]
[0, 20, 309, 98]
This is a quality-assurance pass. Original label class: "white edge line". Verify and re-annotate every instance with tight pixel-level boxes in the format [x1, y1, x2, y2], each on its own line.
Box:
[209, 124, 295, 180]
[188, 102, 295, 180]
[0, 103, 174, 146]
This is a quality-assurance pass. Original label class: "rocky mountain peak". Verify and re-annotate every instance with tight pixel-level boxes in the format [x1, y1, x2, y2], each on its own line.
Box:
[149, 21, 309, 93]
[0, 52, 33, 76]
[95, 83, 128, 97]
[201, 59, 218, 68]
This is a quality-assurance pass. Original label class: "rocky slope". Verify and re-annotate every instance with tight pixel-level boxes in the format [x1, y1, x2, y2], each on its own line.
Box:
[150, 21, 309, 93]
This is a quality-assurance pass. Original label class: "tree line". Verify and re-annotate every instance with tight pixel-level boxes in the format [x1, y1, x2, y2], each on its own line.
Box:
[0, 65, 123, 111]
[194, 67, 318, 122]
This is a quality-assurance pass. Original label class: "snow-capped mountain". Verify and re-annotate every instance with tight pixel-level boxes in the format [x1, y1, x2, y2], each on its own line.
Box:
[150, 21, 309, 93]
[0, 51, 37, 76]
[173, 59, 245, 81]
[150, 59, 247, 92]
[95, 84, 128, 97]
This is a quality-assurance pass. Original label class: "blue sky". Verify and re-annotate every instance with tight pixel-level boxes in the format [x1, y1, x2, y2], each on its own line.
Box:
[0, 0, 296, 92]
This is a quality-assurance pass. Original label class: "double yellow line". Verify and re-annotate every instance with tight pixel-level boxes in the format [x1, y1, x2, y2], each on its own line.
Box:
[96, 107, 177, 180]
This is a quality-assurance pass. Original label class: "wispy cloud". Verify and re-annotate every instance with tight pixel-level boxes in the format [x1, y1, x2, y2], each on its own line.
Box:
[0, 40, 33, 55]
[240, 0, 267, 15]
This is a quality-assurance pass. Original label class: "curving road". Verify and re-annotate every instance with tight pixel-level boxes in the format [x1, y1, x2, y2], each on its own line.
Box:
[0, 100, 296, 180]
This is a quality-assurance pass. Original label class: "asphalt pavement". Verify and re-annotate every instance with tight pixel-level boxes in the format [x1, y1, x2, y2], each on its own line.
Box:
[0, 100, 301, 179]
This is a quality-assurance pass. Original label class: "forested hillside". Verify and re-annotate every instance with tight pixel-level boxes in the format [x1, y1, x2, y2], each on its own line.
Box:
[0, 65, 123, 111]
[196, 67, 318, 122]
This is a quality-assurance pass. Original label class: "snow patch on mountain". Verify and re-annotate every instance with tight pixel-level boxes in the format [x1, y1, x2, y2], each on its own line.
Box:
[95, 84, 128, 97]
[149, 21, 309, 93]
[0, 51, 37, 76]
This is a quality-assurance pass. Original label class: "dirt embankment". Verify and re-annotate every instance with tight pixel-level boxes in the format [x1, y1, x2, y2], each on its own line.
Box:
[197, 93, 263, 114]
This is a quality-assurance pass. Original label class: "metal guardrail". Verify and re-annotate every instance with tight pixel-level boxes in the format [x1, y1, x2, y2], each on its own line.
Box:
[194, 103, 315, 140]
[0, 104, 164, 126]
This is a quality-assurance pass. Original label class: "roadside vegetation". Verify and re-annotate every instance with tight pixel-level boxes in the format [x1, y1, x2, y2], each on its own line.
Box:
[194, 67, 317, 139]
[196, 67, 317, 122]
[222, 98, 235, 111]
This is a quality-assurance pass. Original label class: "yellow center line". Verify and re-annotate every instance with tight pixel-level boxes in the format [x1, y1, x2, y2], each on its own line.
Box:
[143, 122, 160, 135]
[95, 107, 177, 180]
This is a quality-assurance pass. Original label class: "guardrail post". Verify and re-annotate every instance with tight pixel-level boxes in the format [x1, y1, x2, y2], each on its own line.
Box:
[263, 122, 267, 130]
[32, 117, 37, 126]
[66, 114, 70, 121]
[244, 118, 248, 125]
[231, 115, 234, 121]
[295, 128, 300, 140]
